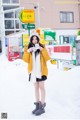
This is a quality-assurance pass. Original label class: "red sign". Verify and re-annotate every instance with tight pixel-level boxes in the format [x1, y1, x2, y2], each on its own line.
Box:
[54, 46, 70, 53]
[46, 44, 72, 60]
[8, 46, 20, 61]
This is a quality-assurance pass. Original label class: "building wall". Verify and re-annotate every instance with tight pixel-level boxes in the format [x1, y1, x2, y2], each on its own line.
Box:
[20, 0, 80, 29]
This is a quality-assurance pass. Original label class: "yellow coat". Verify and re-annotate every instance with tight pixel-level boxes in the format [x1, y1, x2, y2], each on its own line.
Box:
[22, 45, 51, 77]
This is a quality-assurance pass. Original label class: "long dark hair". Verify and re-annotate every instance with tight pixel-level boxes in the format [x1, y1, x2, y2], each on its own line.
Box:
[28, 35, 44, 49]
[28, 35, 44, 55]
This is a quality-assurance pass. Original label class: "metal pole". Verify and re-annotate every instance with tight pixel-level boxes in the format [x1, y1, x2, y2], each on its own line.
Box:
[37, 3, 40, 27]
[78, 0, 80, 27]
[57, 60, 59, 69]
[28, 29, 30, 36]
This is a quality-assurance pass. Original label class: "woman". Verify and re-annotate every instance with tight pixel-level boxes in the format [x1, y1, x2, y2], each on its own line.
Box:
[23, 32, 50, 116]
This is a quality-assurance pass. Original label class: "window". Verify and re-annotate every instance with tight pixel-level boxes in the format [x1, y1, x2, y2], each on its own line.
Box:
[3, 0, 10, 3]
[3, 6, 19, 10]
[5, 20, 14, 29]
[4, 12, 14, 18]
[60, 12, 74, 23]
[0, 39, 2, 53]
[3, 0, 19, 3]
[12, 0, 19, 3]
[4, 8, 23, 35]
[15, 10, 20, 18]
[59, 35, 76, 44]
[63, 36, 69, 43]
[5, 31, 14, 35]
[15, 20, 19, 29]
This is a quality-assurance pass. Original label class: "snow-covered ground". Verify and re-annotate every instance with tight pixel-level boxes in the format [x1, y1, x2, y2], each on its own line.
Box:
[0, 54, 80, 120]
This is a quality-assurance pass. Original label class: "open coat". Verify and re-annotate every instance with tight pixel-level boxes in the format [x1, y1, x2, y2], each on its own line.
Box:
[22, 44, 51, 77]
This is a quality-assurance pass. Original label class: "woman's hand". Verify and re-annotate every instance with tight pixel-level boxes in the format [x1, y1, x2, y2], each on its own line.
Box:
[28, 45, 43, 53]
[35, 44, 43, 51]
[35, 46, 43, 51]
[39, 47, 43, 51]
[28, 47, 34, 52]
[28, 47, 36, 52]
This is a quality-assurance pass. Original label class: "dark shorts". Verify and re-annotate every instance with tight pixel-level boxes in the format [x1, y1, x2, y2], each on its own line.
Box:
[36, 75, 47, 82]
[29, 74, 47, 82]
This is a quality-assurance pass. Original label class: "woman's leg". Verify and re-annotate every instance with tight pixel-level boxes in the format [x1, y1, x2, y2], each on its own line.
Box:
[32, 81, 46, 115]
[34, 82, 40, 102]
[39, 81, 46, 104]
[32, 82, 40, 114]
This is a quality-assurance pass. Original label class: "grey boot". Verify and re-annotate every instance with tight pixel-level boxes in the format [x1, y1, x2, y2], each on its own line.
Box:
[35, 102, 46, 116]
[32, 102, 40, 114]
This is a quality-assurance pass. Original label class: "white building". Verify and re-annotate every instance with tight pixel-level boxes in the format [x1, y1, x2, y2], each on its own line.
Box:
[0, 0, 23, 53]
[0, 0, 80, 54]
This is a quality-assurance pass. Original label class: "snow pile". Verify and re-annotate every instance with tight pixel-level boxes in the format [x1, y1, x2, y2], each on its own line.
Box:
[0, 54, 80, 119]
[46, 61, 80, 119]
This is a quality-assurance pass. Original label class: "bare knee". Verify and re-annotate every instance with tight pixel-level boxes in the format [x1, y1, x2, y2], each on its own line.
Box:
[39, 82, 45, 90]
[34, 82, 39, 90]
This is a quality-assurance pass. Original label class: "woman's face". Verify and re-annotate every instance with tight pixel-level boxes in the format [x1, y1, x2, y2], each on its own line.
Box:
[32, 36, 38, 44]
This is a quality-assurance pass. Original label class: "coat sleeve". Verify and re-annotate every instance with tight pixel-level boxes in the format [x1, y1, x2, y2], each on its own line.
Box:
[41, 47, 51, 62]
[22, 44, 30, 63]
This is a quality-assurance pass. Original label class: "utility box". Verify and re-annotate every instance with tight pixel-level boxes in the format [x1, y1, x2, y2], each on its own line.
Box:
[76, 36, 80, 65]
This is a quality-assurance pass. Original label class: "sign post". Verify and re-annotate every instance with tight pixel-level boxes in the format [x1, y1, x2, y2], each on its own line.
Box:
[76, 37, 80, 65]
[19, 9, 35, 36]
[22, 23, 35, 35]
